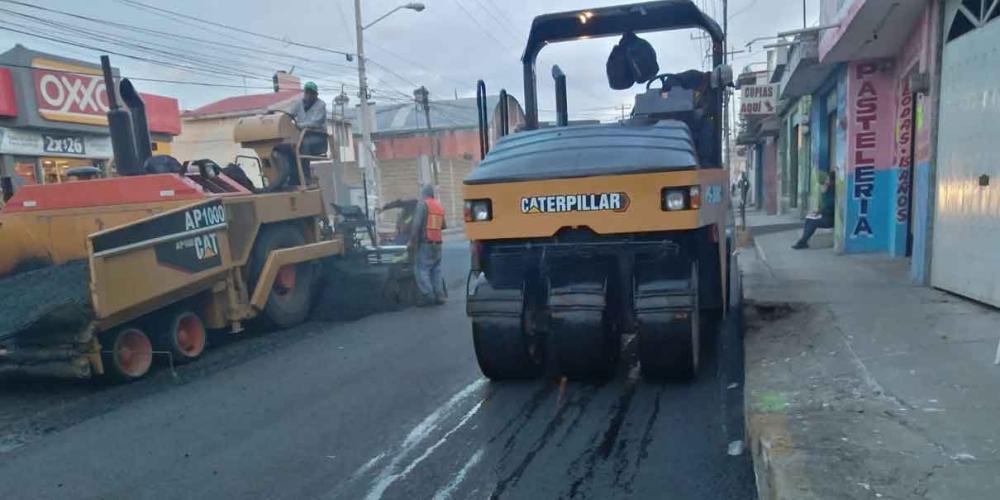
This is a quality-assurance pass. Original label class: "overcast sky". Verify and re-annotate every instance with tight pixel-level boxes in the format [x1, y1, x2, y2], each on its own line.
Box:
[0, 0, 819, 122]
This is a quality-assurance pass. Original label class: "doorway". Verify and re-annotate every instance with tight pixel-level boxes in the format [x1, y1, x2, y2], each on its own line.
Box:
[789, 125, 799, 209]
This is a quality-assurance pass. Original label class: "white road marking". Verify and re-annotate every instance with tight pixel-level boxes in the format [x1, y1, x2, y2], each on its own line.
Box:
[367, 400, 484, 500]
[359, 378, 486, 500]
[0, 434, 24, 454]
[432, 448, 485, 500]
[349, 452, 387, 480]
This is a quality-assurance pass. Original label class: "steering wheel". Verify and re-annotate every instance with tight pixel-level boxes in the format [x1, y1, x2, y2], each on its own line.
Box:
[190, 159, 223, 178]
[646, 73, 686, 91]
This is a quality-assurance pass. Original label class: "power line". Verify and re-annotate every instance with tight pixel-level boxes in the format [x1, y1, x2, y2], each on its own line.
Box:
[469, 0, 520, 39]
[452, 0, 518, 52]
[0, 10, 277, 81]
[0, 0, 359, 74]
[332, 0, 355, 48]
[115, 0, 353, 57]
[0, 1, 386, 94]
[0, 62, 275, 89]
[366, 40, 472, 92]
[729, 0, 760, 20]
[6, 0, 354, 73]
[483, 0, 522, 34]
[0, 18, 365, 95]
[0, 0, 440, 110]
[109, 0, 424, 100]
[0, 22, 273, 82]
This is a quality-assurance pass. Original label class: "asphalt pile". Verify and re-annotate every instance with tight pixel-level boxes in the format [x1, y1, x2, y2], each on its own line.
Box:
[0, 261, 92, 344]
[311, 255, 411, 321]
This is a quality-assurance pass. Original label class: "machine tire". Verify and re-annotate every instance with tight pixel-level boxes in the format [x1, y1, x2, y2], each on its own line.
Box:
[101, 326, 154, 381]
[468, 279, 543, 380]
[152, 309, 207, 364]
[250, 224, 317, 328]
[472, 317, 543, 380]
[549, 277, 618, 381]
[638, 262, 700, 382]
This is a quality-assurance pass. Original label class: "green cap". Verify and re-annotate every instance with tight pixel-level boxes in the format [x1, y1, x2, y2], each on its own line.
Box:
[303, 81, 318, 92]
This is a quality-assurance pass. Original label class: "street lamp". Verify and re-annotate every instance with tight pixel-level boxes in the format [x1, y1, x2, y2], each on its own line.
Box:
[363, 3, 425, 30]
[353, 1, 426, 217]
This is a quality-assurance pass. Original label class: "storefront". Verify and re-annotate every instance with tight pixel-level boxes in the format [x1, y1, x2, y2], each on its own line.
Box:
[814, 0, 938, 270]
[736, 70, 780, 215]
[0, 45, 180, 199]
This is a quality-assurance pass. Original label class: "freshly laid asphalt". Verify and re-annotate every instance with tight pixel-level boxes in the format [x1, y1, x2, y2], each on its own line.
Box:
[0, 240, 756, 499]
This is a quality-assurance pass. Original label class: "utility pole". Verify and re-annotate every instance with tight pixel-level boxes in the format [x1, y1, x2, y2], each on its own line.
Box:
[351, 2, 426, 215]
[723, 0, 731, 170]
[803, 0, 807, 28]
[414, 86, 439, 185]
[354, 0, 379, 218]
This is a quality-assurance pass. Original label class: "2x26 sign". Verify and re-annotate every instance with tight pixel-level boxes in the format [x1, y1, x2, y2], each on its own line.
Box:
[42, 133, 85, 155]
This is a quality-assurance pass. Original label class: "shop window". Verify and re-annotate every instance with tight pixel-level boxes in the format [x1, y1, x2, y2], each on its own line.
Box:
[13, 159, 37, 187]
[40, 158, 98, 184]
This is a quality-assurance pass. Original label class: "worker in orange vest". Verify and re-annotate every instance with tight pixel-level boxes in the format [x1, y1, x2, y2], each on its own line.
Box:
[410, 184, 446, 305]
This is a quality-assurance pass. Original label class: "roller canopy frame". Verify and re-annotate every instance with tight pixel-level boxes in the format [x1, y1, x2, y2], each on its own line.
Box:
[521, 0, 725, 130]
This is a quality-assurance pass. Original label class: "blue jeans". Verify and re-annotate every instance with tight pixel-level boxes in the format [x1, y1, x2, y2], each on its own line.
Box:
[414, 243, 443, 300]
[797, 215, 834, 245]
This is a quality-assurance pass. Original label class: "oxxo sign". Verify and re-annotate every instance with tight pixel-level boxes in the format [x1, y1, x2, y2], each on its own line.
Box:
[31, 58, 110, 126]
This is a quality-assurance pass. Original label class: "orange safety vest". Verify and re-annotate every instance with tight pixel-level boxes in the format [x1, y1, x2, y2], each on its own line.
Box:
[424, 197, 445, 243]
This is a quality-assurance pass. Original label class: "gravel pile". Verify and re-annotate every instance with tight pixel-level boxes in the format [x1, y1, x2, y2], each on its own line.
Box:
[0, 261, 93, 343]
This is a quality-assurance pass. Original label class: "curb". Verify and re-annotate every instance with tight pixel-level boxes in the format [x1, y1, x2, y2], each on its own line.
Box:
[746, 411, 799, 500]
[743, 232, 803, 500]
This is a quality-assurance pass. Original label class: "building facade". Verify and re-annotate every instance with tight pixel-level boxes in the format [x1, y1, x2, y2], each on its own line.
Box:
[752, 0, 939, 272]
[816, 0, 938, 268]
[0, 45, 180, 199]
[928, 0, 1000, 307]
[341, 94, 525, 228]
[736, 68, 780, 215]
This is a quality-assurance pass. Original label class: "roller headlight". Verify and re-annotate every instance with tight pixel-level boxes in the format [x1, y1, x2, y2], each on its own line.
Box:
[663, 189, 687, 211]
[661, 186, 702, 211]
[464, 199, 492, 222]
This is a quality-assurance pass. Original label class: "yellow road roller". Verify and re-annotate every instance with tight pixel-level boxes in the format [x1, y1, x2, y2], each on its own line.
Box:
[465, 1, 734, 382]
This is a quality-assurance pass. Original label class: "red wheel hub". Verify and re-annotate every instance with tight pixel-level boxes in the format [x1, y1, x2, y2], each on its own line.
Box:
[275, 264, 297, 295]
[114, 328, 153, 378]
[174, 313, 206, 358]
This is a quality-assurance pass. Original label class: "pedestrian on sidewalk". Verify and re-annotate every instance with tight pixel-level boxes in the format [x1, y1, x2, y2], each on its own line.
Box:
[409, 184, 446, 306]
[793, 171, 835, 249]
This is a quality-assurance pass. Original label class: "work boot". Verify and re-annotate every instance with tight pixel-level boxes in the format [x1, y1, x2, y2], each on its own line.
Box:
[434, 296, 446, 306]
[792, 241, 809, 250]
[416, 295, 435, 307]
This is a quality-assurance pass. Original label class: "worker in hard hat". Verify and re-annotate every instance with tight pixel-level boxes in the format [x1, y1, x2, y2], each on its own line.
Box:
[409, 184, 446, 306]
[289, 81, 328, 156]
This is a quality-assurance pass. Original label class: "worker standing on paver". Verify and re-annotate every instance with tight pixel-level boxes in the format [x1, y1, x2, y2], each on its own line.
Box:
[410, 184, 446, 306]
[288, 81, 328, 155]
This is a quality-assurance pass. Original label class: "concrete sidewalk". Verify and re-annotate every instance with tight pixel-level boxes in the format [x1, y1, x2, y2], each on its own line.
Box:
[741, 216, 1000, 499]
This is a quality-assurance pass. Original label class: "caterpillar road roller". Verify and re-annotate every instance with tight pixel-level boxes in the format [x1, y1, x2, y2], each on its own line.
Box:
[464, 1, 735, 382]
[0, 56, 348, 380]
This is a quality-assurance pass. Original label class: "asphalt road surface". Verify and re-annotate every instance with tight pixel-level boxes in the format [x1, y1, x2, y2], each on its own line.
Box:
[0, 240, 755, 499]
